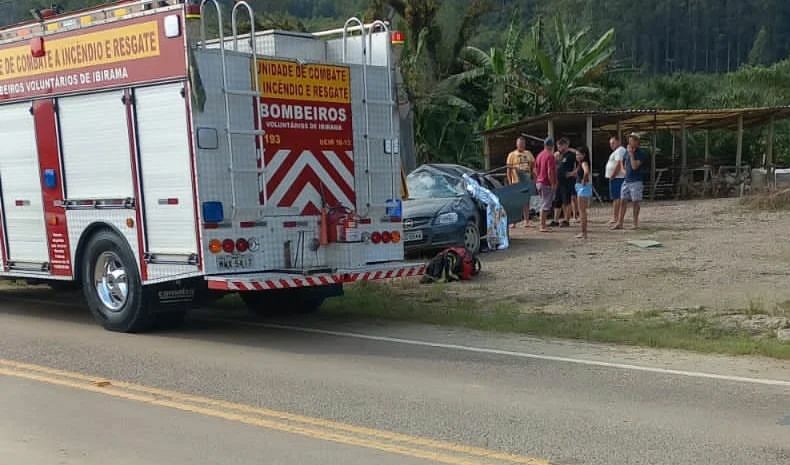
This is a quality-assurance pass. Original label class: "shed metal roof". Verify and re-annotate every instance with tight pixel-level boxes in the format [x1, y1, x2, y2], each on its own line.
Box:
[482, 106, 790, 138]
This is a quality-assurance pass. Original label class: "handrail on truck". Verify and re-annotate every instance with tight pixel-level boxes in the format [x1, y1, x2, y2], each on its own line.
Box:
[231, 0, 268, 205]
[342, 17, 372, 216]
[368, 20, 397, 204]
[199, 0, 238, 221]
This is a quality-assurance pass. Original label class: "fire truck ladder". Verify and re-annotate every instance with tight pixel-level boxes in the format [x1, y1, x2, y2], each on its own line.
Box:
[341, 18, 398, 212]
[199, 0, 265, 220]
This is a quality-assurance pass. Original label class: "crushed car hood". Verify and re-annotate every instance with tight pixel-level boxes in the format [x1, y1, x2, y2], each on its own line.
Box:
[402, 197, 461, 218]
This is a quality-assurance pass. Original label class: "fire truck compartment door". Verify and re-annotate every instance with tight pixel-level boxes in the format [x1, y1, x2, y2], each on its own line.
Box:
[0, 103, 49, 265]
[134, 84, 198, 255]
[59, 91, 134, 199]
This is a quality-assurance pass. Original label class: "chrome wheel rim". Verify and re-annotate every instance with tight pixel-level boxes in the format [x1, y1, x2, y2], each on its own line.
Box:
[464, 225, 479, 252]
[94, 251, 128, 312]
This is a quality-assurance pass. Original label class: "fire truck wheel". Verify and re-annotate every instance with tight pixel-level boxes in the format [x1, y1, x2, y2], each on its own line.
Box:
[81, 230, 152, 333]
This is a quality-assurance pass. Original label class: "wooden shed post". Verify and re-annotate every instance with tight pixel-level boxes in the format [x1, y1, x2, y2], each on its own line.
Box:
[679, 118, 688, 199]
[616, 120, 622, 142]
[483, 134, 492, 171]
[650, 116, 657, 200]
[766, 115, 775, 169]
[547, 119, 555, 139]
[735, 114, 744, 183]
[704, 130, 710, 164]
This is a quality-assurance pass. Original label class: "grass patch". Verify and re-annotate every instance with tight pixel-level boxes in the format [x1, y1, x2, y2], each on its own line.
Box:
[320, 282, 790, 359]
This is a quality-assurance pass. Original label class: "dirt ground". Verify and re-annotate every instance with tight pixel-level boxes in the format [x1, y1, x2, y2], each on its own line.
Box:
[452, 198, 790, 336]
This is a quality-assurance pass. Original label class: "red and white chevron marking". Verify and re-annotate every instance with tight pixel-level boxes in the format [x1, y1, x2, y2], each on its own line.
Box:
[264, 149, 355, 215]
[206, 264, 425, 292]
[340, 265, 426, 283]
[207, 274, 342, 292]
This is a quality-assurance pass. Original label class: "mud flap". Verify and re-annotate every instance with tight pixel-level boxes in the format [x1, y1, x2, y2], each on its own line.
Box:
[146, 278, 202, 312]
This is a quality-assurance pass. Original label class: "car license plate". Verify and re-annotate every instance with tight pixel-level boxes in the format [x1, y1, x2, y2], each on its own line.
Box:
[405, 231, 423, 242]
[216, 254, 253, 270]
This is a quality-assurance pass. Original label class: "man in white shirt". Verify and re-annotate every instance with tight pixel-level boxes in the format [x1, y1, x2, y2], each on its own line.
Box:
[605, 135, 626, 225]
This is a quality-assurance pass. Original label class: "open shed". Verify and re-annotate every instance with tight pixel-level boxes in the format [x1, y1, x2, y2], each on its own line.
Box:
[481, 107, 790, 199]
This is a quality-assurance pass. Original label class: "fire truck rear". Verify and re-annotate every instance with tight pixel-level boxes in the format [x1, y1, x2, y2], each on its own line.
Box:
[0, 0, 422, 332]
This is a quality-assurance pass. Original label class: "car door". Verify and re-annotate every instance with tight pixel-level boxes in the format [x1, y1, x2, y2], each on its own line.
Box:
[493, 179, 536, 224]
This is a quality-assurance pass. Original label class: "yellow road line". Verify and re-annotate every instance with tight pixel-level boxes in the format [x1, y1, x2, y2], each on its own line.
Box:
[0, 359, 553, 465]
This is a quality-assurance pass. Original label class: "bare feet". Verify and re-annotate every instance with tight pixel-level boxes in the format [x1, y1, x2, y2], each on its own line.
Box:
[628, 225, 639, 230]
[610, 224, 623, 230]
[608, 219, 617, 225]
[575, 233, 587, 239]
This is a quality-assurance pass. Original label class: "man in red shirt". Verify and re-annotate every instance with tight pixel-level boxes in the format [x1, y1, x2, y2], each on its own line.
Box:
[534, 137, 558, 232]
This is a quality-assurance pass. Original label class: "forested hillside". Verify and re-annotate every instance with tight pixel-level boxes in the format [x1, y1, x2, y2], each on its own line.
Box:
[3, 0, 790, 166]
[5, 0, 789, 73]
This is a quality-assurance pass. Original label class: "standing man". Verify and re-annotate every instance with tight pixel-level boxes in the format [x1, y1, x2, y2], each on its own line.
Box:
[534, 137, 557, 233]
[556, 138, 577, 228]
[505, 135, 535, 227]
[614, 133, 648, 230]
[605, 135, 626, 225]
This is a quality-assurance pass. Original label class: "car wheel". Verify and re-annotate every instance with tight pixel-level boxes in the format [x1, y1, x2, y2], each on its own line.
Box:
[463, 222, 481, 254]
[81, 230, 153, 333]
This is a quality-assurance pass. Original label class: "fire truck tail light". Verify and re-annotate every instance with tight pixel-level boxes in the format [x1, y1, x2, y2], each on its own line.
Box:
[235, 238, 249, 253]
[208, 239, 222, 254]
[381, 231, 392, 244]
[391, 231, 401, 244]
[370, 231, 382, 244]
[221, 239, 235, 254]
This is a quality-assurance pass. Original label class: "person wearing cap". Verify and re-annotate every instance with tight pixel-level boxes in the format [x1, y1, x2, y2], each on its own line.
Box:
[613, 133, 648, 230]
[505, 135, 535, 227]
[533, 137, 558, 232]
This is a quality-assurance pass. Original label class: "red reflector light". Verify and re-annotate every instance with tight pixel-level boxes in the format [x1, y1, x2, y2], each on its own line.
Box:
[358, 218, 372, 225]
[392, 31, 405, 45]
[239, 221, 255, 228]
[370, 231, 382, 244]
[222, 239, 235, 253]
[203, 223, 219, 230]
[283, 221, 297, 228]
[391, 231, 401, 244]
[236, 238, 249, 253]
[381, 231, 392, 244]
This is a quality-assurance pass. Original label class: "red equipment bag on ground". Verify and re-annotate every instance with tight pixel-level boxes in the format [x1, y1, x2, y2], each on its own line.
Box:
[420, 247, 481, 284]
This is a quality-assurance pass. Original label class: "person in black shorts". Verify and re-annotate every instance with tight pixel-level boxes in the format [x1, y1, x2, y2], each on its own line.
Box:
[556, 138, 577, 227]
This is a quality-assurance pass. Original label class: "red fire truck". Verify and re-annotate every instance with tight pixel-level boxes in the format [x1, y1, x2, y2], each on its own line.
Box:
[0, 0, 422, 332]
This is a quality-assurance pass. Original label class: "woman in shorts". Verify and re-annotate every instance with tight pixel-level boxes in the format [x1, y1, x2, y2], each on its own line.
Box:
[574, 146, 593, 239]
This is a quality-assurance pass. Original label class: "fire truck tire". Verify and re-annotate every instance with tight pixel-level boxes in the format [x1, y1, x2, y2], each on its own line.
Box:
[81, 229, 153, 333]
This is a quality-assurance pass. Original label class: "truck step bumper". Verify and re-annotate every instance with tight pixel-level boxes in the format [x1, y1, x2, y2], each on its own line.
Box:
[206, 262, 425, 292]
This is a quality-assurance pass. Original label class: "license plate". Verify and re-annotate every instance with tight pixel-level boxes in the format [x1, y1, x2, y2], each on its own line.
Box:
[216, 254, 253, 270]
[405, 231, 423, 242]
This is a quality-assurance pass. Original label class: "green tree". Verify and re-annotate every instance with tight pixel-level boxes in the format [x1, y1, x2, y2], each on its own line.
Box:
[526, 16, 616, 112]
[747, 26, 770, 66]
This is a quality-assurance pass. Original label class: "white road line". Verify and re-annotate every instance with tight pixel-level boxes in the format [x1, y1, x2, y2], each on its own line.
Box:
[2, 296, 789, 388]
[211, 319, 790, 388]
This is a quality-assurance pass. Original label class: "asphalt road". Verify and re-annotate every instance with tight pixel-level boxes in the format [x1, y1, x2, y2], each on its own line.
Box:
[0, 288, 788, 465]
